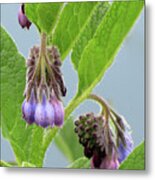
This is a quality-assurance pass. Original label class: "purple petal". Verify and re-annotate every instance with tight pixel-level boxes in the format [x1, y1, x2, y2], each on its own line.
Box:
[35, 103, 49, 128]
[18, 4, 31, 29]
[22, 99, 35, 124]
[118, 132, 133, 163]
[35, 96, 55, 128]
[99, 156, 119, 170]
[51, 98, 64, 127]
[91, 155, 119, 169]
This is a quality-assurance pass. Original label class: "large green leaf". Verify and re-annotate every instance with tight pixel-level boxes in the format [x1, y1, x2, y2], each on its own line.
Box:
[0, 27, 58, 167]
[51, 2, 98, 60]
[25, 3, 63, 34]
[71, 1, 110, 70]
[65, 1, 144, 118]
[68, 157, 90, 169]
[119, 142, 145, 170]
[55, 117, 83, 162]
[25, 3, 40, 30]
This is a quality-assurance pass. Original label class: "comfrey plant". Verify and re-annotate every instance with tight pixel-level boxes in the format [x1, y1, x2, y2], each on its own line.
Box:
[0, 1, 144, 169]
[75, 94, 133, 169]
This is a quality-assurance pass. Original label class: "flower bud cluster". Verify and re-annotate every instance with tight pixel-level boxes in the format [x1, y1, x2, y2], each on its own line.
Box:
[18, 4, 31, 29]
[75, 112, 133, 169]
[22, 43, 66, 128]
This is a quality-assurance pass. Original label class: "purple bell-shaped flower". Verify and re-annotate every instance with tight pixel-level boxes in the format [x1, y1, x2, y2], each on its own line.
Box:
[18, 4, 31, 29]
[35, 93, 55, 128]
[51, 96, 64, 127]
[118, 131, 133, 163]
[22, 90, 36, 124]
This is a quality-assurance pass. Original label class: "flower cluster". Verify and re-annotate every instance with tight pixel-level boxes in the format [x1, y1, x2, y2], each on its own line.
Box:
[18, 4, 31, 29]
[75, 110, 133, 169]
[22, 38, 66, 128]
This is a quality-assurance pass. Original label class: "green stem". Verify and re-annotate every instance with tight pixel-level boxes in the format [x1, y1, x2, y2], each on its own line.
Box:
[29, 33, 47, 85]
[88, 94, 110, 122]
[65, 96, 81, 120]
[40, 33, 47, 57]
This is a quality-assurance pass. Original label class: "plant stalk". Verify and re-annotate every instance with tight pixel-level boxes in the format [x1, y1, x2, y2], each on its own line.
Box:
[88, 94, 110, 122]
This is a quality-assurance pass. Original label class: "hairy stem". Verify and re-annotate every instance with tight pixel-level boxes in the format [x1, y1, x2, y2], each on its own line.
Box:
[88, 94, 110, 121]
[40, 33, 47, 56]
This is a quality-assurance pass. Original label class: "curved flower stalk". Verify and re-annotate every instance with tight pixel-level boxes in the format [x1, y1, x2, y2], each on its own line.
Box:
[74, 94, 133, 169]
[22, 33, 66, 128]
[18, 4, 31, 29]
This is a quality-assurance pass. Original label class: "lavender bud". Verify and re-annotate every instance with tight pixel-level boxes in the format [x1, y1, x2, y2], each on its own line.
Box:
[35, 94, 55, 128]
[51, 96, 64, 127]
[91, 154, 102, 168]
[98, 157, 119, 170]
[22, 90, 36, 124]
[18, 4, 31, 29]
[91, 151, 119, 170]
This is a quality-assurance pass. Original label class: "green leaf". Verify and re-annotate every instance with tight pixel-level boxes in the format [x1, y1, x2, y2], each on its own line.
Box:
[68, 157, 90, 169]
[55, 117, 83, 162]
[65, 1, 144, 118]
[71, 2, 110, 70]
[25, 3, 63, 34]
[37, 3, 63, 34]
[77, 1, 144, 96]
[51, 2, 98, 60]
[119, 142, 145, 170]
[0, 27, 58, 167]
[25, 3, 40, 30]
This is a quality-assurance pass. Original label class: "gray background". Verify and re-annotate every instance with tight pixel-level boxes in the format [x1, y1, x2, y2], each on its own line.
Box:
[1, 3, 144, 167]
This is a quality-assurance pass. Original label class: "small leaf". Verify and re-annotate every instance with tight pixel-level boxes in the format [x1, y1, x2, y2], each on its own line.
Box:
[119, 142, 145, 170]
[25, 3, 63, 34]
[55, 117, 84, 162]
[71, 1, 110, 70]
[68, 157, 90, 169]
[51, 2, 98, 60]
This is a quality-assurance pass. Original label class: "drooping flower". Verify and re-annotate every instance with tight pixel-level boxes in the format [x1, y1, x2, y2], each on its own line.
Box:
[117, 119, 133, 162]
[75, 111, 133, 169]
[18, 4, 31, 29]
[22, 42, 66, 128]
[75, 113, 119, 169]
[35, 93, 55, 128]
[50, 96, 64, 127]
[22, 90, 36, 124]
